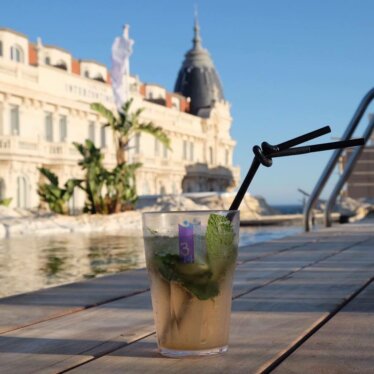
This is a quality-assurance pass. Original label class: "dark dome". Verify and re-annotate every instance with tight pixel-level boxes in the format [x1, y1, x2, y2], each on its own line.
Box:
[174, 18, 224, 117]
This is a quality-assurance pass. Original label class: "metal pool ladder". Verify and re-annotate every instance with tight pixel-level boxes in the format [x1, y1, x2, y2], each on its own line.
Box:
[304, 88, 374, 231]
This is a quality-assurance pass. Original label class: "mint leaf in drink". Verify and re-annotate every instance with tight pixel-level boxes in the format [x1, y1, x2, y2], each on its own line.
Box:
[206, 214, 237, 280]
[153, 252, 210, 282]
[153, 253, 180, 282]
[149, 214, 237, 301]
[180, 279, 219, 300]
[153, 251, 218, 300]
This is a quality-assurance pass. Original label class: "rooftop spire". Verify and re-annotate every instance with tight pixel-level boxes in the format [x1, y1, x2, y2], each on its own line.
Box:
[174, 10, 225, 116]
[193, 7, 202, 50]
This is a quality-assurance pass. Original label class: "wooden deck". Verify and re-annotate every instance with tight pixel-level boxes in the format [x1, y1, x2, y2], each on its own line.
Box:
[0, 219, 373, 373]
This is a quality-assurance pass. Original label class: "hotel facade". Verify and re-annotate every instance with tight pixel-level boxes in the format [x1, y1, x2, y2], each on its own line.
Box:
[0, 23, 239, 209]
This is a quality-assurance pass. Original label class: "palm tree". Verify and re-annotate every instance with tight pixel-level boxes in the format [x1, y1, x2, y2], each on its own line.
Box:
[37, 167, 81, 214]
[91, 98, 171, 165]
[73, 140, 106, 214]
[73, 139, 142, 214]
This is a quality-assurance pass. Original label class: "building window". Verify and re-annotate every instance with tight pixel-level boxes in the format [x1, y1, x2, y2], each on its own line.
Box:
[0, 41, 3, 57]
[190, 142, 194, 161]
[94, 74, 105, 83]
[209, 146, 214, 164]
[45, 112, 53, 142]
[154, 138, 159, 156]
[100, 126, 106, 148]
[163, 143, 168, 159]
[88, 121, 95, 143]
[225, 149, 230, 165]
[84, 70, 89, 78]
[45, 56, 51, 65]
[183, 140, 187, 160]
[171, 98, 179, 110]
[0, 178, 5, 200]
[59, 115, 67, 142]
[68, 189, 77, 215]
[134, 133, 140, 154]
[142, 180, 150, 194]
[55, 60, 67, 70]
[10, 105, 20, 135]
[16, 176, 28, 208]
[10, 45, 24, 63]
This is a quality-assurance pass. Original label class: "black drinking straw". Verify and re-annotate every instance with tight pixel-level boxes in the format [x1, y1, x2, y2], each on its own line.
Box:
[229, 126, 332, 211]
[229, 127, 365, 211]
[269, 138, 364, 158]
[267, 125, 332, 152]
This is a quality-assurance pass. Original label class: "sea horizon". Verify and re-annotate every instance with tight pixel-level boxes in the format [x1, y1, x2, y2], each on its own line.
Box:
[270, 204, 304, 215]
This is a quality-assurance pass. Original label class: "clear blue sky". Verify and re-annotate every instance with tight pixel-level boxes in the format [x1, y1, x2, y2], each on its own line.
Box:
[2, 0, 374, 204]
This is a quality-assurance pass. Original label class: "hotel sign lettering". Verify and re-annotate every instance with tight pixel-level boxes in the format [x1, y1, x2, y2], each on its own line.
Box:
[65, 83, 113, 104]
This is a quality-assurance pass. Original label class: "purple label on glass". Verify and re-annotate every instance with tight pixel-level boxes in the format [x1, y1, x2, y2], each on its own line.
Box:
[178, 221, 194, 263]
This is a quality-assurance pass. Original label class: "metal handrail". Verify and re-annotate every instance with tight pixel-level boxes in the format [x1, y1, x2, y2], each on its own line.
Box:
[324, 115, 374, 227]
[304, 88, 374, 231]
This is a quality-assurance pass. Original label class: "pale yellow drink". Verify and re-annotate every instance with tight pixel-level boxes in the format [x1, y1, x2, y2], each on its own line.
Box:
[146, 255, 236, 352]
[143, 211, 239, 357]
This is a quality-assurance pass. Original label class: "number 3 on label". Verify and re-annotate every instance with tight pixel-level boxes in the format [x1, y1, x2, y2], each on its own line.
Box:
[180, 242, 190, 256]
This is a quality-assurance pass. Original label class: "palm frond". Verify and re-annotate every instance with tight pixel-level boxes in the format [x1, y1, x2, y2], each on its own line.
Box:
[121, 98, 134, 114]
[90, 103, 116, 126]
[0, 197, 12, 207]
[38, 167, 59, 185]
[134, 107, 144, 117]
[73, 142, 85, 156]
[126, 162, 142, 171]
[64, 178, 83, 193]
[136, 123, 171, 149]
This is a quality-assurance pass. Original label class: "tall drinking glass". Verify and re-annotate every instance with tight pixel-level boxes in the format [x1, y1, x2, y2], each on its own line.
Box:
[142, 210, 239, 357]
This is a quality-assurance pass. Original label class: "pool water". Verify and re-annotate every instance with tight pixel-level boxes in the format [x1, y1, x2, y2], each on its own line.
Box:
[0, 225, 302, 299]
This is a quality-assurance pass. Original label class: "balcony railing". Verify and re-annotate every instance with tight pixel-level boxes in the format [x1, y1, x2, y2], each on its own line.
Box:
[0, 135, 117, 164]
[0, 136, 240, 185]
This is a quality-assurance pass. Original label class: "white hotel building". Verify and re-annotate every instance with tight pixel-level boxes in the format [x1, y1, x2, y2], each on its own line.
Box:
[0, 22, 239, 209]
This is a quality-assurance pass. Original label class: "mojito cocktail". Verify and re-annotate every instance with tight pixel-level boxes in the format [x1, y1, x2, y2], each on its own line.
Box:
[143, 210, 239, 357]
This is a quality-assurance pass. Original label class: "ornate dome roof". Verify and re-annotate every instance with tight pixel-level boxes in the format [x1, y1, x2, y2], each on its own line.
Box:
[174, 17, 224, 117]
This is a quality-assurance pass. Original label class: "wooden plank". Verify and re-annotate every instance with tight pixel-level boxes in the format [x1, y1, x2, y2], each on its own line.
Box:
[0, 232, 309, 334]
[235, 237, 374, 293]
[0, 269, 150, 334]
[238, 226, 373, 264]
[273, 281, 374, 374]
[0, 227, 347, 335]
[0, 229, 365, 373]
[0, 292, 154, 373]
[65, 237, 374, 374]
[232, 238, 370, 298]
[240, 212, 340, 226]
[0, 224, 371, 373]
